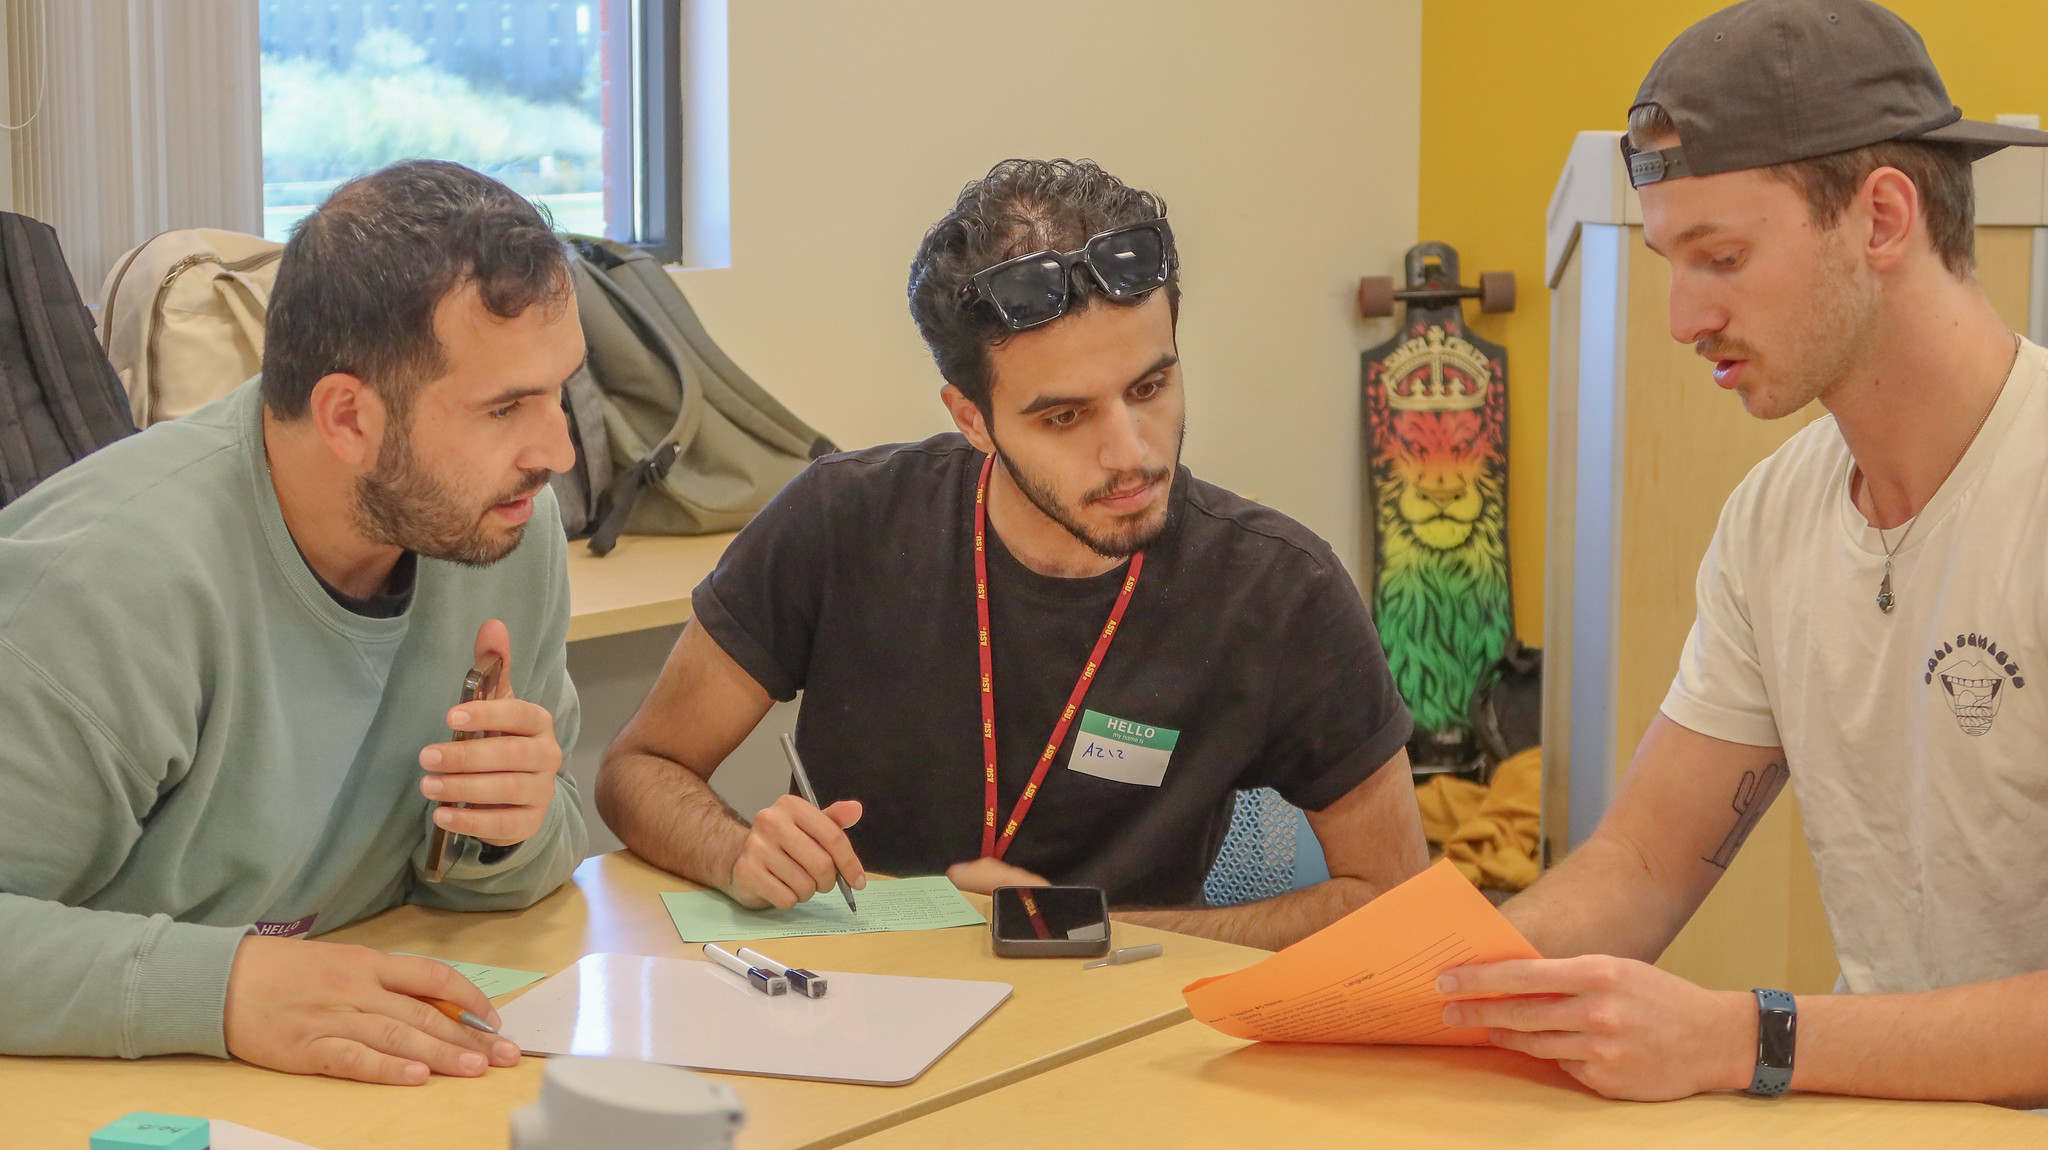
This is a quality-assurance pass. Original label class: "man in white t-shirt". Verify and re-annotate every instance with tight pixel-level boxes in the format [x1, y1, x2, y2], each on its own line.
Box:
[1435, 0, 2048, 1106]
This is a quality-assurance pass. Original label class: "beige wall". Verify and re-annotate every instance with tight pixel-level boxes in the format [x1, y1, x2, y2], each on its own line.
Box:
[672, 0, 1423, 576]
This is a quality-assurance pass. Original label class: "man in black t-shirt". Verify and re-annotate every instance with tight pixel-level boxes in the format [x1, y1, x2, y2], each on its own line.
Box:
[599, 159, 1427, 949]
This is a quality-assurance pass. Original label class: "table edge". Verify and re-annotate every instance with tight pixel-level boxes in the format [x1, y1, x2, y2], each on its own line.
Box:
[566, 598, 694, 642]
[792, 1006, 1194, 1150]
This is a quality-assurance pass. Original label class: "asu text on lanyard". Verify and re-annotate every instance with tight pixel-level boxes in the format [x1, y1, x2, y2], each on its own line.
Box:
[973, 453, 1144, 860]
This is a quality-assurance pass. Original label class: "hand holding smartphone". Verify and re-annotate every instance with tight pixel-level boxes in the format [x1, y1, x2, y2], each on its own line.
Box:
[423, 654, 503, 883]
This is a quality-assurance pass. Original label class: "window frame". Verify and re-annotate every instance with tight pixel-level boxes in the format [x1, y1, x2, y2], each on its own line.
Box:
[621, 0, 685, 263]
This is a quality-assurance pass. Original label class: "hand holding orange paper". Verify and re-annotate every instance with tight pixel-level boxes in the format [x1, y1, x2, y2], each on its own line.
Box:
[1182, 858, 1539, 1045]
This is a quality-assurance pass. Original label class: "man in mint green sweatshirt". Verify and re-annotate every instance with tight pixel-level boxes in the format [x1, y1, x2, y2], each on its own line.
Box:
[0, 160, 588, 1085]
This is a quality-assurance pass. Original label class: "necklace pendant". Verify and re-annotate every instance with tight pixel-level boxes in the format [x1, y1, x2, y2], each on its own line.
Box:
[1876, 566, 1895, 614]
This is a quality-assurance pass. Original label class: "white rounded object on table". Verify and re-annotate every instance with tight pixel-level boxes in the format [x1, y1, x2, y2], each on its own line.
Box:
[510, 1057, 745, 1149]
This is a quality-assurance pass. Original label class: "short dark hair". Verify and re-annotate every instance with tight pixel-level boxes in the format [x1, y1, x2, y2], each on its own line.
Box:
[262, 159, 572, 421]
[906, 158, 1178, 412]
[1627, 104, 1976, 277]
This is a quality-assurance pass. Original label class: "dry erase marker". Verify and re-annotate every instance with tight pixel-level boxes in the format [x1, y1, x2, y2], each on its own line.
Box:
[1083, 943, 1163, 969]
[421, 996, 499, 1034]
[737, 946, 828, 998]
[778, 733, 860, 914]
[704, 943, 789, 995]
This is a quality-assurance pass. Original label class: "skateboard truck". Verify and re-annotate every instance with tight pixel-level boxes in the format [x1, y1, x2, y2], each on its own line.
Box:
[1358, 241, 1515, 318]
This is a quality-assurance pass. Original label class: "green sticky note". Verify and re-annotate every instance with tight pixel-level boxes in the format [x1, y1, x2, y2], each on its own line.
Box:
[395, 954, 548, 998]
[661, 875, 987, 942]
[91, 1113, 208, 1150]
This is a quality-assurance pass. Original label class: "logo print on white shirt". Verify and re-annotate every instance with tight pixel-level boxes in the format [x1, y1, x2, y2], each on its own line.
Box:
[1925, 632, 2026, 737]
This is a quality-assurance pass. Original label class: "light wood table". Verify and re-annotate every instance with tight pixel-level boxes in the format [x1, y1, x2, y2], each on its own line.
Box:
[848, 1019, 2046, 1149]
[564, 532, 735, 641]
[0, 852, 1265, 1150]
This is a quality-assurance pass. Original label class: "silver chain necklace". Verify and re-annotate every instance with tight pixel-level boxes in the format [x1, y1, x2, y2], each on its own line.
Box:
[1871, 341, 2011, 613]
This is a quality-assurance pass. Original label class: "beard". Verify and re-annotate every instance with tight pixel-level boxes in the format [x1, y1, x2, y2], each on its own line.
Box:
[990, 420, 1184, 559]
[352, 418, 550, 568]
[1697, 229, 1882, 420]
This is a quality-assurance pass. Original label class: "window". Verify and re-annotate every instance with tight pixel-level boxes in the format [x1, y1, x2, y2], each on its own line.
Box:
[257, 0, 681, 259]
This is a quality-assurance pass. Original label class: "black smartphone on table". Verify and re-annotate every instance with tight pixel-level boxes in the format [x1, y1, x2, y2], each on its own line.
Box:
[990, 885, 1112, 957]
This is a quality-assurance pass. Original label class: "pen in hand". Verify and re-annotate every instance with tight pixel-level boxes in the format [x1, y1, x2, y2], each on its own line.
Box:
[778, 733, 859, 914]
[420, 995, 498, 1035]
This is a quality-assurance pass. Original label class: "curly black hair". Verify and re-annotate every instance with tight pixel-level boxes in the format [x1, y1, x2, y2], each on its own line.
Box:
[262, 159, 572, 422]
[907, 158, 1179, 413]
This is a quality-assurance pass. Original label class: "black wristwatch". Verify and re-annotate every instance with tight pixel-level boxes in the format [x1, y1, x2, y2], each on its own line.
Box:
[1748, 988, 1797, 1095]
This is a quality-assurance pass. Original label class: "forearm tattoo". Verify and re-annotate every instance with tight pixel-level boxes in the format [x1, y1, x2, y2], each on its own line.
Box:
[1703, 759, 1788, 870]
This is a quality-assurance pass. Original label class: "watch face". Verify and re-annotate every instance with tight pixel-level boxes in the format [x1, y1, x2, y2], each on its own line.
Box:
[1759, 1016, 1796, 1067]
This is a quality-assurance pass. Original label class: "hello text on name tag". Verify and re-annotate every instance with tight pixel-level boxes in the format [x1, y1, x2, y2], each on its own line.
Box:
[1067, 709, 1180, 787]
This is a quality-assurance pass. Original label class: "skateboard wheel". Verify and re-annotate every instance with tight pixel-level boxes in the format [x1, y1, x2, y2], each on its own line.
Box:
[1357, 275, 1396, 318]
[1478, 271, 1516, 314]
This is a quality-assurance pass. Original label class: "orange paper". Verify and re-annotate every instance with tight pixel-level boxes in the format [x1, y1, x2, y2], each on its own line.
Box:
[1182, 858, 1540, 1045]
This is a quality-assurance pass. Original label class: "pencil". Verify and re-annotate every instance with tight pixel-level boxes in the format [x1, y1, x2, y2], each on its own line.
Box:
[779, 733, 860, 914]
[422, 996, 498, 1035]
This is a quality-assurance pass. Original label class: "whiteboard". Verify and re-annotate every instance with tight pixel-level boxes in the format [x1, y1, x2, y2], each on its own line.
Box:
[212, 1122, 321, 1149]
[497, 953, 1013, 1086]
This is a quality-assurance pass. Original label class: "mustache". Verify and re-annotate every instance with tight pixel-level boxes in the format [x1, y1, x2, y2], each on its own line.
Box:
[1082, 466, 1172, 506]
[488, 468, 555, 509]
[1695, 334, 1762, 362]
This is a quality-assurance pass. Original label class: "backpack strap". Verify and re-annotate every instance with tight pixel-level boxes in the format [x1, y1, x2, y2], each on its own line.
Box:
[587, 440, 680, 557]
[563, 365, 612, 493]
[575, 257, 710, 460]
[547, 364, 614, 538]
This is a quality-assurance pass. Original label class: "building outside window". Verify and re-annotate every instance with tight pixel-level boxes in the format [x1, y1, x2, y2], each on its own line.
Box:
[258, 1, 677, 254]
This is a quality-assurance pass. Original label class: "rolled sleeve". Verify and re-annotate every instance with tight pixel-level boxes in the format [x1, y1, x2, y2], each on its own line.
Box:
[1247, 555, 1415, 811]
[687, 462, 832, 702]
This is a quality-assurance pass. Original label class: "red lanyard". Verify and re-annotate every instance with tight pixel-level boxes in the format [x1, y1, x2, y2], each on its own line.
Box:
[974, 453, 1144, 859]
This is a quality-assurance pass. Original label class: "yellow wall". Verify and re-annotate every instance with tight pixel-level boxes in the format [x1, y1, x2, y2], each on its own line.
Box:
[676, 1, 1423, 580]
[1420, 0, 2048, 646]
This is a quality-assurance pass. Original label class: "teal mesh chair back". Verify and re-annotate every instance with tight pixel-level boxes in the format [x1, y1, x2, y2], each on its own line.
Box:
[1202, 788, 1329, 907]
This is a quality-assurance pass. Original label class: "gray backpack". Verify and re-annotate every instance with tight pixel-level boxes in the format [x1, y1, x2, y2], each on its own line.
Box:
[555, 235, 834, 554]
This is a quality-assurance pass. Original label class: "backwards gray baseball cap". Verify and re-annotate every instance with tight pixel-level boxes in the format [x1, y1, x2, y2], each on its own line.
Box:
[1623, 0, 2048, 188]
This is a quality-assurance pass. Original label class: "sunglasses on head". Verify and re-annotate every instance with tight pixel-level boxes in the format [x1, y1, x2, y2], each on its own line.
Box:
[966, 219, 1175, 332]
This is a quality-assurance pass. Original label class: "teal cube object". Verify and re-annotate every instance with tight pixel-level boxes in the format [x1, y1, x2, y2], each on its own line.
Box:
[89, 1112, 209, 1150]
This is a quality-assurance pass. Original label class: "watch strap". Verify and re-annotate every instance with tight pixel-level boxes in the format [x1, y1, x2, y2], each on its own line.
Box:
[1748, 988, 1797, 1096]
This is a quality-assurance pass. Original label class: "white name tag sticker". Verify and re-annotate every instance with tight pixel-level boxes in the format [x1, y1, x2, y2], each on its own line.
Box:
[1067, 709, 1180, 787]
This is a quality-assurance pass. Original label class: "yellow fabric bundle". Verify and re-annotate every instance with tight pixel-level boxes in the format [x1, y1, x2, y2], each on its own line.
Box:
[1413, 747, 1541, 891]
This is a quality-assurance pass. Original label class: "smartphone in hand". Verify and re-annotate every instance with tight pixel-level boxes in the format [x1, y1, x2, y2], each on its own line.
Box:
[423, 654, 503, 883]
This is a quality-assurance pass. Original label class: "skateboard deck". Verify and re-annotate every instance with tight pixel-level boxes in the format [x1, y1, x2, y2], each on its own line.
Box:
[1362, 243, 1514, 772]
